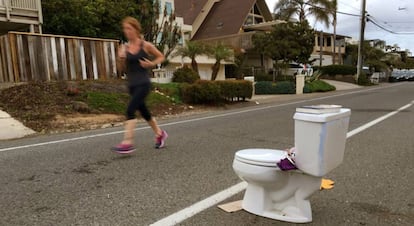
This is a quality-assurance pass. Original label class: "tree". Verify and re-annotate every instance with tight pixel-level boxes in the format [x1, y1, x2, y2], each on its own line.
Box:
[274, 0, 334, 27]
[42, 0, 181, 60]
[345, 42, 388, 72]
[144, 1, 181, 61]
[253, 21, 315, 76]
[207, 44, 234, 81]
[174, 41, 207, 74]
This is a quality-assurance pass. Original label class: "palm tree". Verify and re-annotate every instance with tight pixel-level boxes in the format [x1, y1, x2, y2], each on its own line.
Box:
[207, 43, 234, 81]
[274, 0, 333, 27]
[174, 41, 206, 74]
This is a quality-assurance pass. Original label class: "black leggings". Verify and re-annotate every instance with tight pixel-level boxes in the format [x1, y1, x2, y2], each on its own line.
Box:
[126, 84, 152, 121]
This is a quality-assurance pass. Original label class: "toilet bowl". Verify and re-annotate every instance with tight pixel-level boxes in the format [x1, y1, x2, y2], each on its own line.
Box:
[233, 149, 321, 223]
[233, 108, 351, 223]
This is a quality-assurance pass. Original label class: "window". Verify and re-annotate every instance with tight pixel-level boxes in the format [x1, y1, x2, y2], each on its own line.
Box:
[327, 37, 332, 47]
[165, 2, 172, 15]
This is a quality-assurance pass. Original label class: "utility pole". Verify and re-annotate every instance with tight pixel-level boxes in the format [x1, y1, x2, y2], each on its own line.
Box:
[356, 0, 367, 82]
[319, 31, 323, 67]
[332, 13, 337, 64]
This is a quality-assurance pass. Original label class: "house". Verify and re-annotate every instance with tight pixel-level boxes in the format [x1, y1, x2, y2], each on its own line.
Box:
[311, 31, 349, 66]
[167, 0, 279, 80]
[0, 0, 43, 34]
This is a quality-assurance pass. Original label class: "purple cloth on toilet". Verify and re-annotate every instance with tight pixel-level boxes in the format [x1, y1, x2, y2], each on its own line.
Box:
[277, 158, 298, 171]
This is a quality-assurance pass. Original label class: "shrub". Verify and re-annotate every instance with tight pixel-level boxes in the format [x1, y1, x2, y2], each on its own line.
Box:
[255, 72, 273, 82]
[357, 73, 372, 86]
[181, 80, 221, 104]
[215, 80, 253, 101]
[255, 81, 295, 95]
[152, 83, 182, 103]
[320, 65, 357, 76]
[304, 80, 336, 93]
[172, 66, 200, 84]
[303, 84, 312, 93]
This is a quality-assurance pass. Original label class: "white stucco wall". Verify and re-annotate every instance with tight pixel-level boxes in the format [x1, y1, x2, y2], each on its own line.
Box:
[310, 54, 333, 66]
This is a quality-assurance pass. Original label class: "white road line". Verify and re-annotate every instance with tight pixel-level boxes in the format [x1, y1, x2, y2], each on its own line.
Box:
[0, 83, 405, 153]
[150, 100, 414, 226]
[150, 182, 248, 226]
[346, 100, 414, 138]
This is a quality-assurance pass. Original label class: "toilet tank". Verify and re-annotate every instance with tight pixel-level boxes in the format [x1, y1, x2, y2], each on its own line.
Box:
[294, 109, 351, 177]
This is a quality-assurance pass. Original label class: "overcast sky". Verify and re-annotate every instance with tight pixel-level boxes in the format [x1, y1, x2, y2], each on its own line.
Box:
[265, 0, 414, 53]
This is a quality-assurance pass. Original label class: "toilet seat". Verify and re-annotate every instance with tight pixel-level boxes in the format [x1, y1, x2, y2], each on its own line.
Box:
[235, 149, 287, 167]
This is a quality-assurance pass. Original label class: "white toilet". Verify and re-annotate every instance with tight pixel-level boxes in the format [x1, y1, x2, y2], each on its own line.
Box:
[233, 108, 351, 223]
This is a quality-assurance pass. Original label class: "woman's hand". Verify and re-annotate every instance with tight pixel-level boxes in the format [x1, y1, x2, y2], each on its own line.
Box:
[139, 58, 156, 69]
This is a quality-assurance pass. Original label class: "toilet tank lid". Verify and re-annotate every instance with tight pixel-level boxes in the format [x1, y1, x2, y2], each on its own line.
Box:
[294, 108, 351, 123]
[235, 149, 286, 164]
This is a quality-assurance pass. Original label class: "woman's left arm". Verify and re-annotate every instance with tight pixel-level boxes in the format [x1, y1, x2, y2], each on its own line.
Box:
[140, 42, 165, 68]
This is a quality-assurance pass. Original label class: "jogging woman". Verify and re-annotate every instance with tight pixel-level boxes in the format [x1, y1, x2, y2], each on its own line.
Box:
[112, 17, 168, 153]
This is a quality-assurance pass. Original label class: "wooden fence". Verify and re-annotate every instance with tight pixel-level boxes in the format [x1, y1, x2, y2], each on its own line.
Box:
[0, 32, 120, 83]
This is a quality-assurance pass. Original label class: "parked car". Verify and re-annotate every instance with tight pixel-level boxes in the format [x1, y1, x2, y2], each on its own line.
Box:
[286, 63, 313, 76]
[389, 69, 414, 82]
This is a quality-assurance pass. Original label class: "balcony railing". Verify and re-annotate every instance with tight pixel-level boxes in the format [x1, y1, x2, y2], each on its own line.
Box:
[200, 32, 257, 50]
[0, 0, 40, 10]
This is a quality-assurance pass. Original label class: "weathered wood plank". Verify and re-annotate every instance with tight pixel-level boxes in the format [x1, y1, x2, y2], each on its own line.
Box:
[103, 42, 110, 78]
[27, 35, 38, 81]
[16, 34, 25, 82]
[50, 37, 58, 80]
[110, 42, 117, 78]
[21, 35, 31, 81]
[8, 33, 20, 83]
[59, 38, 68, 80]
[0, 36, 5, 83]
[79, 41, 87, 80]
[90, 41, 98, 80]
[42, 36, 51, 81]
[67, 39, 76, 80]
[72, 39, 82, 80]
[4, 36, 14, 82]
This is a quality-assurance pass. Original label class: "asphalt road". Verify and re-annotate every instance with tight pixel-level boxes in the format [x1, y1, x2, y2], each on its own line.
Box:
[0, 82, 413, 226]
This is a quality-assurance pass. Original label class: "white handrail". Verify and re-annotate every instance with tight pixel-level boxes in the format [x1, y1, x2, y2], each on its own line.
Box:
[3, 0, 40, 10]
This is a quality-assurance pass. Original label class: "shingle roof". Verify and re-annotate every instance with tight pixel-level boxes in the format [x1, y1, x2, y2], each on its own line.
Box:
[192, 0, 256, 40]
[175, 0, 209, 25]
[175, 0, 273, 40]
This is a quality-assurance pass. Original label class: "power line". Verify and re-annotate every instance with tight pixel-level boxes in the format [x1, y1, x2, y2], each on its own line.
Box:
[367, 15, 414, 34]
[303, 2, 361, 17]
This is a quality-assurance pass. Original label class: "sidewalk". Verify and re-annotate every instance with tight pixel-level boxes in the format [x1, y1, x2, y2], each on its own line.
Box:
[322, 79, 361, 90]
[0, 110, 35, 140]
[251, 80, 362, 102]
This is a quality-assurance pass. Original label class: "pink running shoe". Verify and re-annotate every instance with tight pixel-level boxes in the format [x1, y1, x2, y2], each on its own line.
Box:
[155, 130, 168, 149]
[111, 143, 136, 154]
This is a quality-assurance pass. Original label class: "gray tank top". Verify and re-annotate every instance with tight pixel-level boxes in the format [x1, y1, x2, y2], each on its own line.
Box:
[126, 41, 151, 86]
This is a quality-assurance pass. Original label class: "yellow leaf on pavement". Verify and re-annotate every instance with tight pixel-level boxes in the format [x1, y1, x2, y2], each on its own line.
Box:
[320, 178, 335, 190]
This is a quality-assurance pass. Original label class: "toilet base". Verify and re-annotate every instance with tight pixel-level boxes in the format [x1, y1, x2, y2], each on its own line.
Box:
[243, 202, 312, 223]
[241, 173, 321, 223]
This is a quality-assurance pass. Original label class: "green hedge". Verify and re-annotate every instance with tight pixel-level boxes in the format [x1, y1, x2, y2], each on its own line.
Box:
[318, 65, 357, 76]
[304, 80, 336, 93]
[215, 80, 253, 101]
[181, 80, 221, 104]
[255, 81, 295, 95]
[255, 73, 273, 82]
[172, 66, 200, 84]
[181, 80, 253, 104]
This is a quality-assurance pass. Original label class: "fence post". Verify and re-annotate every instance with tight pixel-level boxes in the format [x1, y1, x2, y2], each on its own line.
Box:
[296, 74, 305, 95]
